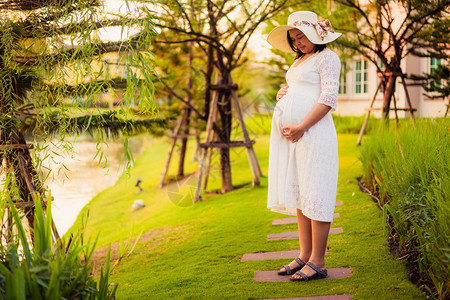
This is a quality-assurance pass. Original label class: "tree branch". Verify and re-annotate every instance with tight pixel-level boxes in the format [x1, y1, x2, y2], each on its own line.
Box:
[399, 1, 450, 42]
[155, 24, 228, 55]
[158, 78, 205, 120]
[22, 17, 145, 38]
[335, 0, 377, 38]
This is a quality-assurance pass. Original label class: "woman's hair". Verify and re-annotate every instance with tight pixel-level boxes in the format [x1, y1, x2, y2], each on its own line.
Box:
[287, 32, 326, 59]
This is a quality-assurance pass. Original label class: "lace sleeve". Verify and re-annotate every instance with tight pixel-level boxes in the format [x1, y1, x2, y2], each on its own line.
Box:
[317, 50, 341, 111]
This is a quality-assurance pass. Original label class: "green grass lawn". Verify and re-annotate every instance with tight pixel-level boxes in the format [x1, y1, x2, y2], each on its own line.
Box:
[69, 131, 425, 299]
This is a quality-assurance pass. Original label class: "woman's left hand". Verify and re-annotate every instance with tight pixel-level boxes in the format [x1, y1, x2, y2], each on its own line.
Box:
[282, 125, 305, 143]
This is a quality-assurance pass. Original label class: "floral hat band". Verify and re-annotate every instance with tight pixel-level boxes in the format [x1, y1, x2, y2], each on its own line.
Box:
[292, 19, 335, 41]
[266, 11, 342, 52]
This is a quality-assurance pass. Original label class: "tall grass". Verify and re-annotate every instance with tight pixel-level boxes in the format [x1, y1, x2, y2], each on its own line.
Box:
[0, 184, 118, 299]
[359, 119, 449, 299]
[333, 115, 376, 134]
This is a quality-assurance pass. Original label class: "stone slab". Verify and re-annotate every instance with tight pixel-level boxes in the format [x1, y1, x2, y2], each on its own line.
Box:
[335, 201, 343, 207]
[272, 213, 340, 225]
[240, 249, 328, 261]
[241, 250, 299, 261]
[260, 294, 352, 300]
[254, 268, 352, 282]
[267, 227, 343, 241]
[272, 217, 297, 225]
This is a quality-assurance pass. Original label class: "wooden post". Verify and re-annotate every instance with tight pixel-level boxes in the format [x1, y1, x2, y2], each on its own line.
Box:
[230, 89, 261, 186]
[191, 129, 200, 162]
[444, 97, 449, 118]
[193, 129, 200, 161]
[203, 104, 219, 190]
[193, 87, 220, 203]
[392, 93, 399, 130]
[177, 107, 192, 177]
[357, 80, 383, 145]
[203, 147, 213, 190]
[159, 115, 184, 188]
[400, 75, 416, 127]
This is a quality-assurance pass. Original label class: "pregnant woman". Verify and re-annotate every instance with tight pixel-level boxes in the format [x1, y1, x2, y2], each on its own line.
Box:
[266, 11, 341, 281]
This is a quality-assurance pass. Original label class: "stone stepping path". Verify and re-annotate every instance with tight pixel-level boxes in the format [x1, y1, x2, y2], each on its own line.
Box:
[272, 213, 340, 225]
[241, 199, 352, 298]
[267, 227, 343, 241]
[254, 268, 352, 282]
[241, 250, 299, 261]
[241, 249, 329, 261]
[260, 294, 352, 300]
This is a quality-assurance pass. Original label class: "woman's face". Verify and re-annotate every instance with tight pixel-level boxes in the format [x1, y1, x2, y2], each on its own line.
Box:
[288, 28, 315, 54]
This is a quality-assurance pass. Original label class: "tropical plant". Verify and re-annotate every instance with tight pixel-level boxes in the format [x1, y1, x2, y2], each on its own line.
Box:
[0, 180, 121, 299]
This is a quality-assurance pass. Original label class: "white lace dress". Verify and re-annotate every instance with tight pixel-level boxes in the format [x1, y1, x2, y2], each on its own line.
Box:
[267, 48, 340, 222]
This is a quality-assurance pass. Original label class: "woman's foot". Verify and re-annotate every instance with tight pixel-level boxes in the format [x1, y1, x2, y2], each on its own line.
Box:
[290, 261, 327, 281]
[277, 257, 306, 275]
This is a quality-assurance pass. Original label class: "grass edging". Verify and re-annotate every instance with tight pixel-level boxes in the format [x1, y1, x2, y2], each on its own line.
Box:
[359, 119, 449, 299]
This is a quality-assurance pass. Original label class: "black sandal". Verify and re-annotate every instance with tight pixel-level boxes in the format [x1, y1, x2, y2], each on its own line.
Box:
[290, 262, 327, 281]
[277, 257, 306, 275]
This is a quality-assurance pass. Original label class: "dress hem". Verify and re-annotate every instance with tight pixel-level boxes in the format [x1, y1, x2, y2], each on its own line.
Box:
[268, 206, 334, 222]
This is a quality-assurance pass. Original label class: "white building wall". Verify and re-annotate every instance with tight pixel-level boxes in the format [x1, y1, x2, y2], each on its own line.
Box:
[417, 57, 447, 117]
[335, 55, 447, 118]
[335, 56, 384, 118]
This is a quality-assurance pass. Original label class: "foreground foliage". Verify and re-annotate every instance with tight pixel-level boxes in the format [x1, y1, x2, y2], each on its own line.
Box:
[359, 119, 449, 299]
[0, 188, 117, 299]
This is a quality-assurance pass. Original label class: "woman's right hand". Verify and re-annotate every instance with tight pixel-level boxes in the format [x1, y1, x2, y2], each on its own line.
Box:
[276, 85, 289, 101]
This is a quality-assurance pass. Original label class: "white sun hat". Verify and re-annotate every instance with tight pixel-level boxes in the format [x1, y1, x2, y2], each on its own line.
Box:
[267, 11, 341, 52]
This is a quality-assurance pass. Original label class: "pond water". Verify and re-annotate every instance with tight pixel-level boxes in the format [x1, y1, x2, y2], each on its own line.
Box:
[44, 135, 153, 236]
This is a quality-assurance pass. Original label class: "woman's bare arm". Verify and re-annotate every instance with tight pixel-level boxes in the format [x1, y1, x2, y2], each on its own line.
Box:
[282, 103, 331, 142]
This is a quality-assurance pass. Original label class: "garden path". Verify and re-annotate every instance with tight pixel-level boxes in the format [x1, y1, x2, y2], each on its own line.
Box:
[241, 201, 353, 299]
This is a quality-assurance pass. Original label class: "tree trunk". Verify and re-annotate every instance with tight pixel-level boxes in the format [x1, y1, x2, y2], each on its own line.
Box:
[177, 107, 191, 177]
[204, 44, 214, 121]
[217, 75, 233, 193]
[382, 74, 397, 121]
[178, 40, 194, 177]
[220, 147, 232, 193]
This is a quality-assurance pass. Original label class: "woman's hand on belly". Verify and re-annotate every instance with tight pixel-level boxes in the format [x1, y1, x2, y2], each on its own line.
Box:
[281, 124, 305, 143]
[276, 85, 289, 101]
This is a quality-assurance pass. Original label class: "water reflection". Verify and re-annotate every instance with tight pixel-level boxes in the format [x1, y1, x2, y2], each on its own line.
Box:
[44, 134, 152, 236]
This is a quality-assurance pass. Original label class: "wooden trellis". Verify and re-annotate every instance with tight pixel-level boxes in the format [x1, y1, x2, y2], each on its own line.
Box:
[193, 75, 262, 203]
[159, 106, 200, 188]
[357, 72, 416, 145]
